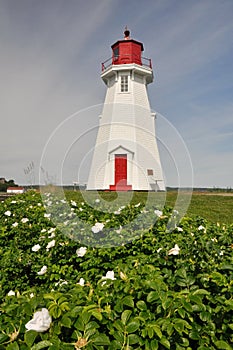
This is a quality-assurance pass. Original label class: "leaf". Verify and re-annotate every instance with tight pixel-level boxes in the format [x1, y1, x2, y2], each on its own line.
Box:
[122, 296, 134, 308]
[147, 291, 159, 303]
[121, 310, 132, 325]
[153, 325, 162, 339]
[174, 320, 184, 334]
[175, 268, 187, 279]
[200, 311, 211, 322]
[31, 341, 53, 350]
[91, 310, 102, 321]
[61, 315, 72, 328]
[128, 334, 140, 345]
[69, 306, 82, 317]
[126, 320, 140, 333]
[81, 311, 91, 325]
[113, 320, 125, 332]
[150, 339, 159, 350]
[182, 300, 193, 312]
[86, 321, 99, 331]
[0, 334, 9, 344]
[92, 334, 110, 346]
[173, 319, 192, 330]
[6, 343, 19, 350]
[24, 330, 38, 347]
[136, 300, 147, 310]
[219, 264, 233, 271]
[177, 307, 186, 318]
[192, 289, 210, 296]
[215, 340, 232, 350]
[189, 329, 200, 340]
[160, 337, 170, 349]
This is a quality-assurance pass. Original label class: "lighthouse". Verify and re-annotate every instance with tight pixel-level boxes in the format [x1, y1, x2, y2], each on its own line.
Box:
[87, 28, 165, 191]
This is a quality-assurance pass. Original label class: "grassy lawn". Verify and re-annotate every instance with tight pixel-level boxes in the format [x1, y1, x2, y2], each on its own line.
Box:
[64, 190, 233, 225]
[186, 193, 233, 225]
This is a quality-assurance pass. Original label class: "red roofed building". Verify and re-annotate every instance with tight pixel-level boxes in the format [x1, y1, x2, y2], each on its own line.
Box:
[7, 187, 25, 194]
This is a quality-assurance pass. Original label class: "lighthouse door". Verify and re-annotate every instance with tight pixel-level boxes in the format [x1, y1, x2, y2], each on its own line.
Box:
[115, 154, 127, 185]
[109, 154, 132, 191]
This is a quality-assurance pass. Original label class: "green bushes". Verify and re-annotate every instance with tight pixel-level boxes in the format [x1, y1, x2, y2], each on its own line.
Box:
[0, 191, 232, 349]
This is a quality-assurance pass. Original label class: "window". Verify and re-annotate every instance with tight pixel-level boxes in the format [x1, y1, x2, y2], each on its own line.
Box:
[147, 169, 154, 176]
[113, 46, 119, 61]
[121, 75, 128, 92]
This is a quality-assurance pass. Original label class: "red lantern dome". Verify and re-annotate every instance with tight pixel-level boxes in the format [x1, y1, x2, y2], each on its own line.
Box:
[111, 27, 144, 66]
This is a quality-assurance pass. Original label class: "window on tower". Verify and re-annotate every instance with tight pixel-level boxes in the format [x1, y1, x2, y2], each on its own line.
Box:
[120, 75, 128, 92]
[113, 46, 119, 61]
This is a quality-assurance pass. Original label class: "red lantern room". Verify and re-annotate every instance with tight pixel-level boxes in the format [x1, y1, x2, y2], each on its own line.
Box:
[111, 27, 144, 66]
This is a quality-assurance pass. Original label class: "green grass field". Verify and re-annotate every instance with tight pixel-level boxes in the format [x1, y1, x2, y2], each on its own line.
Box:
[64, 190, 233, 225]
[155, 191, 233, 225]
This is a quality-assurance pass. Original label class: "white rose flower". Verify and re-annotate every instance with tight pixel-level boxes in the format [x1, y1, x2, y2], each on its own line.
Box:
[37, 265, 47, 275]
[48, 227, 56, 234]
[11, 200, 17, 204]
[76, 247, 87, 257]
[114, 210, 121, 215]
[101, 270, 116, 286]
[44, 213, 51, 218]
[12, 222, 18, 227]
[78, 278, 85, 286]
[46, 240, 55, 250]
[176, 227, 183, 232]
[104, 270, 116, 280]
[48, 232, 56, 238]
[4, 210, 11, 216]
[21, 218, 29, 223]
[168, 244, 180, 256]
[32, 244, 41, 252]
[198, 225, 205, 231]
[116, 226, 122, 234]
[95, 199, 100, 203]
[91, 222, 104, 233]
[154, 209, 163, 217]
[7, 290, 15, 296]
[55, 279, 68, 287]
[25, 308, 52, 332]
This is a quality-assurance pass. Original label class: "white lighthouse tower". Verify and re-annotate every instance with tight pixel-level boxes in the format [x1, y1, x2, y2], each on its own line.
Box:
[87, 28, 165, 191]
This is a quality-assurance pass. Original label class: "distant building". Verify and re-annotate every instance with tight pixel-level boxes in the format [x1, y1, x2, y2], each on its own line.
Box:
[7, 187, 25, 194]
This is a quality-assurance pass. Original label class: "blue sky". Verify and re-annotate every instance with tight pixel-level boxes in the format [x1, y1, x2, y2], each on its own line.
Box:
[0, 0, 232, 188]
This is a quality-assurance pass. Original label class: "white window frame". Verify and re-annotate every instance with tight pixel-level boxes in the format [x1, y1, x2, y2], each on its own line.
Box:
[120, 75, 128, 92]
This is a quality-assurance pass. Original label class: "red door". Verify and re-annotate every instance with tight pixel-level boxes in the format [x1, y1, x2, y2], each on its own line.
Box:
[115, 154, 127, 185]
[109, 154, 132, 191]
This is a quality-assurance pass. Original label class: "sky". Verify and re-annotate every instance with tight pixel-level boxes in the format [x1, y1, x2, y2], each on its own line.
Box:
[0, 0, 233, 188]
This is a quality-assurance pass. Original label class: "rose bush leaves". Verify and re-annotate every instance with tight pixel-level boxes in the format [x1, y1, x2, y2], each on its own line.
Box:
[0, 191, 232, 349]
